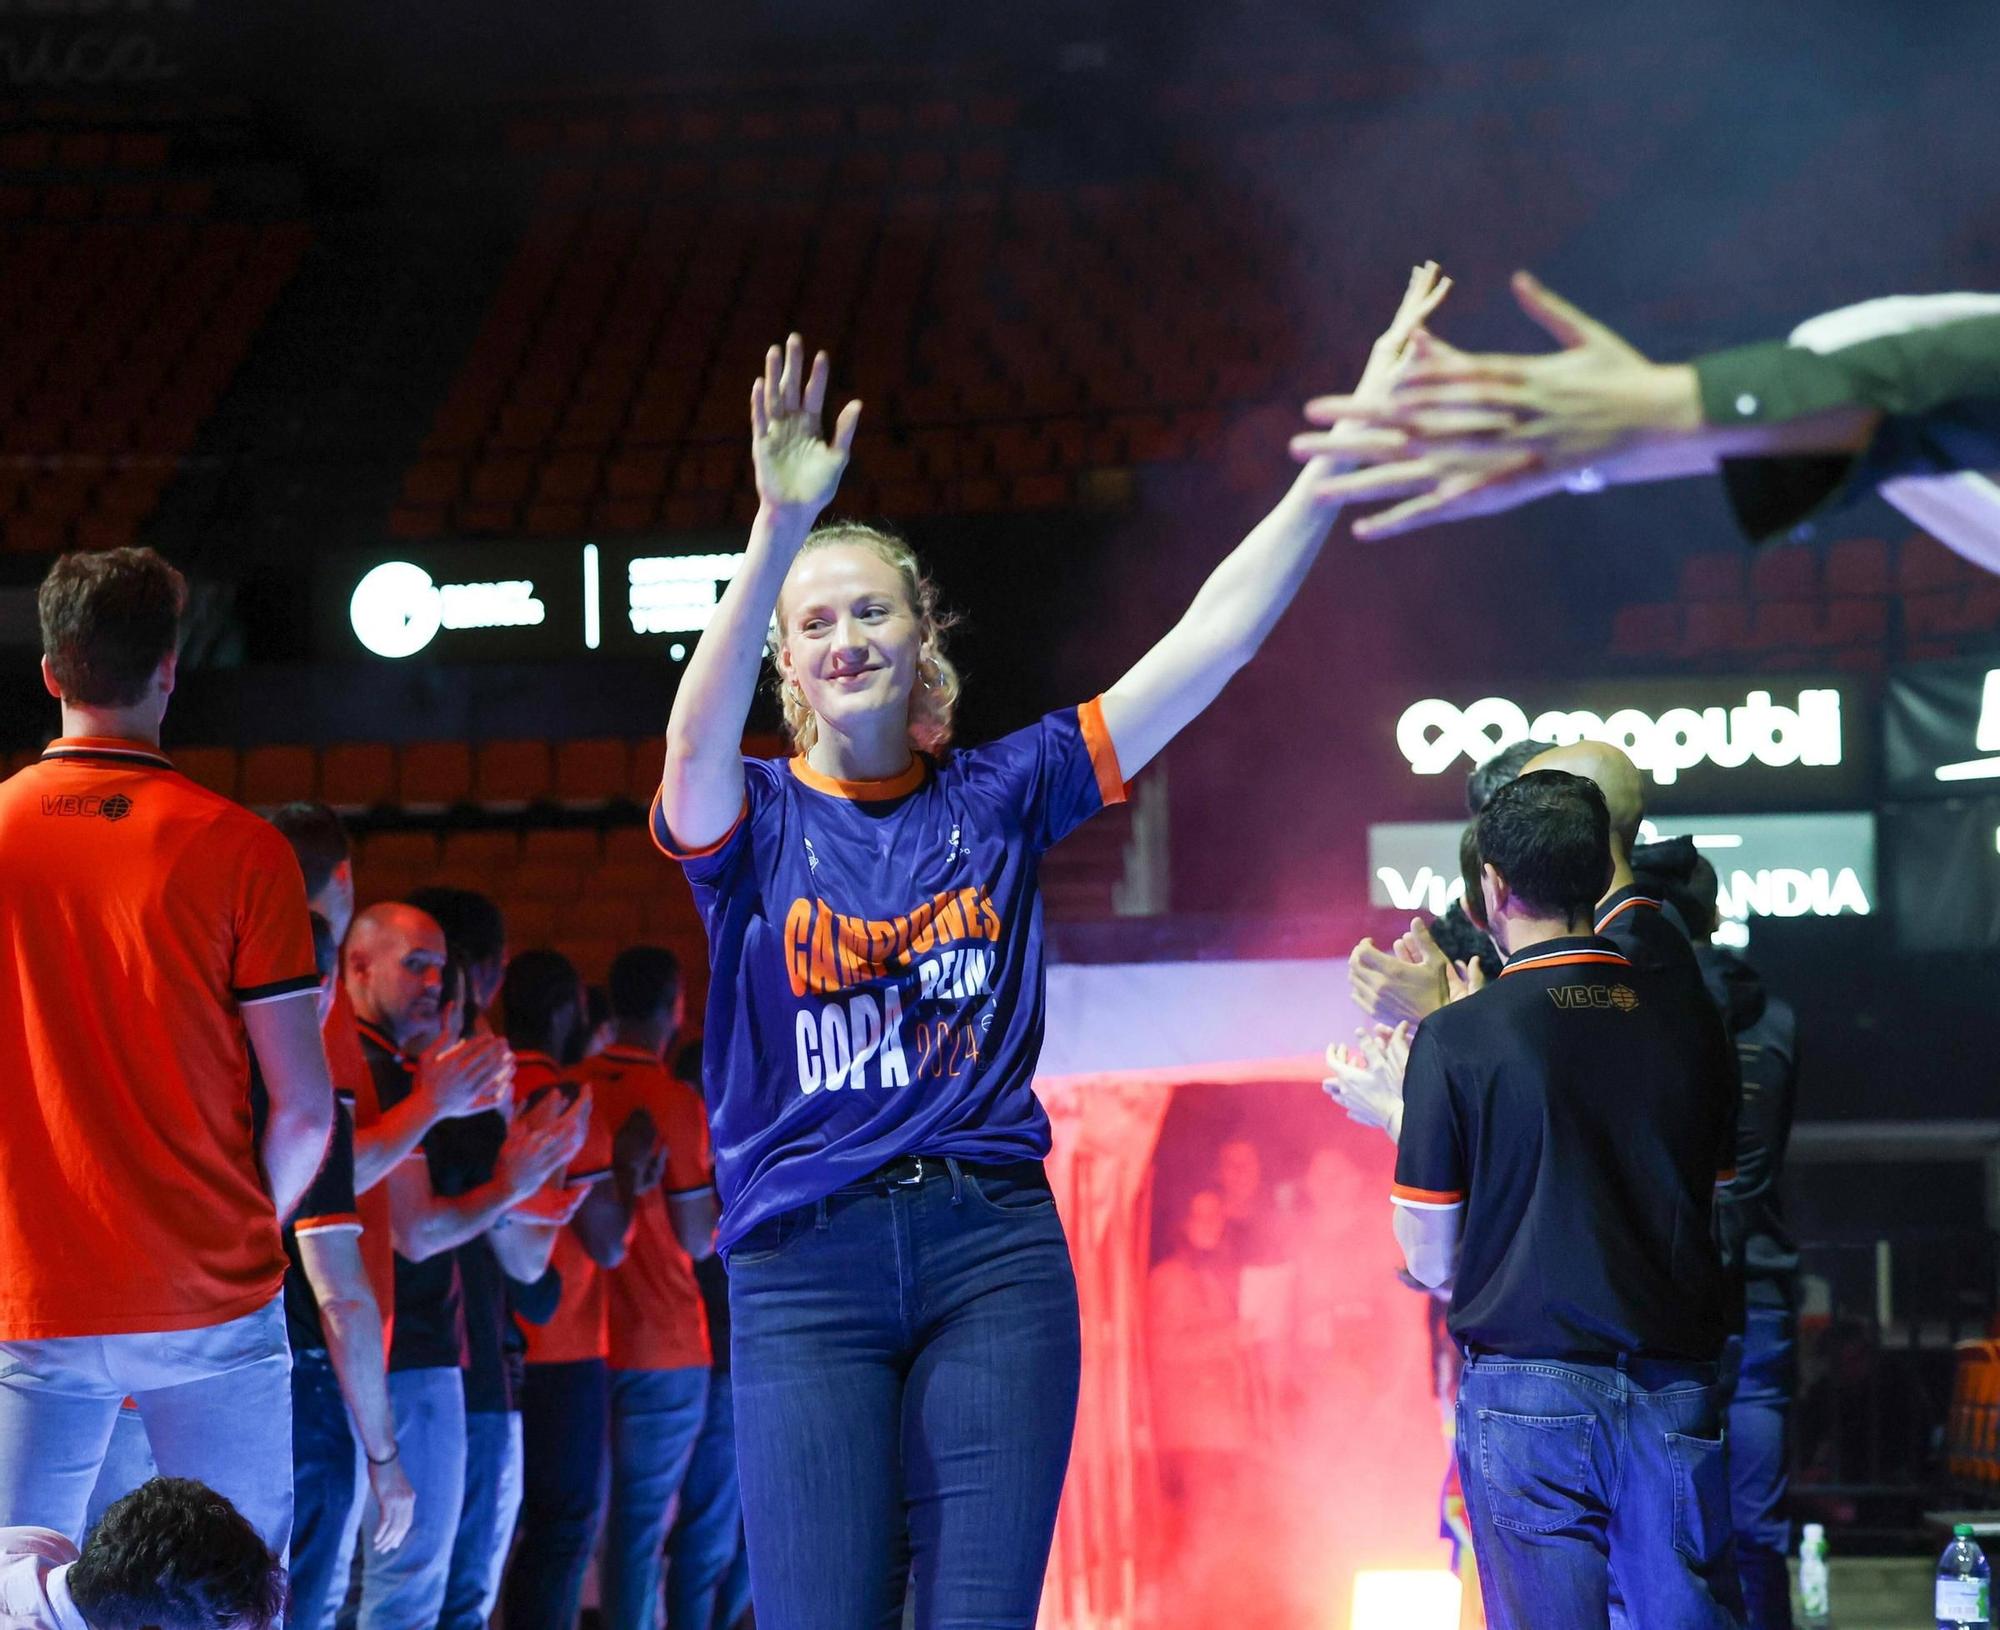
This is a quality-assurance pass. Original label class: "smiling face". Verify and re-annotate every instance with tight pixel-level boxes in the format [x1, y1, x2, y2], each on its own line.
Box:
[776, 542, 924, 751]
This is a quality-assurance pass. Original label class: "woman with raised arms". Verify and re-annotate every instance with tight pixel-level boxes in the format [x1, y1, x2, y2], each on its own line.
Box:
[651, 263, 1450, 1629]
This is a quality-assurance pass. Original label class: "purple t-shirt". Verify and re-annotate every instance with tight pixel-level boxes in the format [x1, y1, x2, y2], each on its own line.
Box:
[654, 700, 1124, 1251]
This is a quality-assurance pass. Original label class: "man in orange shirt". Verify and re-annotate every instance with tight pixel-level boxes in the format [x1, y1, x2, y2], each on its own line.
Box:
[500, 950, 663, 1630]
[579, 948, 719, 1630]
[0, 548, 333, 1553]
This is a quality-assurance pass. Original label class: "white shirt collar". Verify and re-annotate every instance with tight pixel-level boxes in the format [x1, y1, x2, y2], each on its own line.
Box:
[44, 1564, 92, 1630]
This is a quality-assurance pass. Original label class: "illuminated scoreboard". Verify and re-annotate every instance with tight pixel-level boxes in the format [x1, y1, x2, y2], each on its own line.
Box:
[321, 541, 746, 664]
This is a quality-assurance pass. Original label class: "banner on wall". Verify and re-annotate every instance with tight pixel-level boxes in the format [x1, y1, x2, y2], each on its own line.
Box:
[1368, 812, 1876, 945]
[318, 539, 745, 664]
[1388, 675, 1873, 811]
[1885, 657, 2000, 799]
[1881, 796, 2000, 952]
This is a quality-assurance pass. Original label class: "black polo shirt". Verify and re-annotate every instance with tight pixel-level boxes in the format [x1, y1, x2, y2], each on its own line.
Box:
[283, 1091, 362, 1352]
[1594, 885, 1699, 977]
[1394, 935, 1738, 1362]
[359, 1022, 470, 1373]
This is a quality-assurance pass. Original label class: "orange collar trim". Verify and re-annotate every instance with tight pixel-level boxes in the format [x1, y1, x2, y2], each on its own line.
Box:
[42, 735, 171, 767]
[788, 755, 929, 801]
[1501, 950, 1634, 977]
[1595, 894, 1662, 932]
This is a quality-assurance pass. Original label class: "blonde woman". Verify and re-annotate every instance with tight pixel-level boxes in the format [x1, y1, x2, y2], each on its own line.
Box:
[652, 264, 1449, 1629]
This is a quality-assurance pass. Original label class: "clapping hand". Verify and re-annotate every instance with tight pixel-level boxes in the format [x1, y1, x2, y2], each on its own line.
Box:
[751, 333, 861, 518]
[613, 1107, 668, 1199]
[497, 1083, 593, 1203]
[1323, 1022, 1413, 1144]
[415, 1033, 514, 1122]
[1348, 917, 1450, 1026]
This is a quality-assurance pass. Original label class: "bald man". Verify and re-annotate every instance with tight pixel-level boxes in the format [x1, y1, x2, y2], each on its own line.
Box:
[1521, 741, 1700, 978]
[344, 905, 587, 1630]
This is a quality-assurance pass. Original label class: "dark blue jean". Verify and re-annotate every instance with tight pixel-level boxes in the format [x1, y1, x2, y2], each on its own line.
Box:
[504, 1359, 608, 1630]
[289, 1350, 364, 1630]
[1720, 1306, 1798, 1630]
[603, 1366, 709, 1630]
[1456, 1351, 1746, 1630]
[728, 1159, 1081, 1630]
[441, 1409, 521, 1630]
[665, 1371, 750, 1630]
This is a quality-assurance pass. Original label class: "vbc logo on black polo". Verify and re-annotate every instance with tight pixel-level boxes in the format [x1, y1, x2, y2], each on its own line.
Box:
[40, 793, 134, 822]
[1548, 984, 1639, 1012]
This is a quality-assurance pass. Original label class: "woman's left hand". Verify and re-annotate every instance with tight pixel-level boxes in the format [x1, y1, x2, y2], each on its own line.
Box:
[1292, 262, 1454, 473]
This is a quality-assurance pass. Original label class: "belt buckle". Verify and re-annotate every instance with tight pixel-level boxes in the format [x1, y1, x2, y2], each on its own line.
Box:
[893, 1156, 925, 1187]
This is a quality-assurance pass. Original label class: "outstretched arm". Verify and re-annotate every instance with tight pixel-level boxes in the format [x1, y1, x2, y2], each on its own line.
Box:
[658, 334, 861, 852]
[1097, 265, 1451, 777]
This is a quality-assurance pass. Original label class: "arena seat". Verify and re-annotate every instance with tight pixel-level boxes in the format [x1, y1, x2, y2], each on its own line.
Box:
[320, 744, 398, 811]
[398, 742, 473, 810]
[554, 739, 632, 805]
[1676, 551, 1746, 601]
[239, 745, 318, 808]
[1748, 545, 1819, 599]
[1825, 536, 1891, 598]
[1899, 532, 1978, 593]
[473, 740, 553, 809]
[512, 860, 592, 901]
[1749, 601, 1819, 651]
[439, 829, 522, 875]
[172, 746, 239, 801]
[522, 827, 603, 866]
[358, 831, 441, 871]
[603, 825, 660, 868]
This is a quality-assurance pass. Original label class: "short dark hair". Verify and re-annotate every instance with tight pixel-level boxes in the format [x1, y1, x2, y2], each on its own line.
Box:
[404, 886, 507, 972]
[308, 911, 337, 981]
[609, 945, 682, 1023]
[38, 548, 188, 708]
[68, 1477, 286, 1630]
[1466, 737, 1556, 816]
[1475, 769, 1612, 922]
[502, 948, 583, 1058]
[1456, 822, 1488, 931]
[270, 803, 350, 900]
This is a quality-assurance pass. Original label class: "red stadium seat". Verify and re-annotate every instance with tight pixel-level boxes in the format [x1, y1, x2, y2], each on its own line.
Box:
[172, 746, 239, 801]
[1748, 545, 1818, 600]
[522, 828, 602, 866]
[321, 744, 397, 811]
[513, 861, 591, 901]
[357, 831, 440, 872]
[555, 739, 632, 805]
[1680, 601, 1753, 656]
[440, 829, 522, 874]
[473, 740, 553, 808]
[1822, 598, 1890, 647]
[627, 741, 664, 807]
[603, 826, 659, 868]
[1898, 532, 1976, 593]
[398, 743, 473, 810]
[567, 896, 645, 943]
[1749, 601, 1819, 651]
[238, 745, 318, 808]
[1824, 536, 1891, 598]
[1677, 551, 1746, 602]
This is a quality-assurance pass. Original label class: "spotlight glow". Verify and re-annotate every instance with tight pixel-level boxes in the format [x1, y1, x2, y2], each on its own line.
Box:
[1350, 1569, 1461, 1630]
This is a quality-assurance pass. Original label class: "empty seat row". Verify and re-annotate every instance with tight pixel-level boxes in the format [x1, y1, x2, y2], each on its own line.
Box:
[1677, 534, 1983, 603]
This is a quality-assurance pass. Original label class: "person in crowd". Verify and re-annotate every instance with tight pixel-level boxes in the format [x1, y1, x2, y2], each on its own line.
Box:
[502, 950, 662, 1630]
[1343, 770, 1744, 1629]
[572, 947, 719, 1630]
[583, 985, 618, 1059]
[651, 265, 1450, 1626]
[401, 890, 565, 1630]
[1290, 277, 2000, 566]
[278, 911, 419, 1630]
[664, 1038, 753, 1630]
[0, 547, 330, 1552]
[1147, 1190, 1257, 1619]
[1674, 859, 1804, 1630]
[346, 907, 587, 1630]
[0, 1478, 286, 1630]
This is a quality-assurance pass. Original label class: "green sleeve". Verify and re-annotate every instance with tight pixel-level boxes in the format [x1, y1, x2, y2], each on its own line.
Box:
[1693, 316, 2000, 544]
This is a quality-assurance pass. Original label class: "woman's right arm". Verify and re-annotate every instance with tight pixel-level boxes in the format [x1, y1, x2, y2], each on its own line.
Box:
[658, 334, 861, 851]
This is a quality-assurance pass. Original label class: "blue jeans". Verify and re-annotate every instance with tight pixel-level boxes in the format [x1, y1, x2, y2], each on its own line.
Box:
[1721, 1306, 1797, 1630]
[666, 1371, 750, 1630]
[728, 1159, 1081, 1630]
[441, 1409, 522, 1630]
[290, 1351, 367, 1630]
[0, 1295, 293, 1554]
[505, 1359, 609, 1630]
[356, 1367, 467, 1630]
[84, 1402, 156, 1533]
[604, 1367, 709, 1630]
[1456, 1351, 1746, 1630]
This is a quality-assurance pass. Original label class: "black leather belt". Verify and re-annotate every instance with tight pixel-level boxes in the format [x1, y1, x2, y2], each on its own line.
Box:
[867, 1154, 1048, 1190]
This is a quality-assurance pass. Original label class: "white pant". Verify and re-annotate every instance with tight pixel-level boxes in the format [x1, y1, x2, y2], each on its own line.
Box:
[0, 1296, 293, 1555]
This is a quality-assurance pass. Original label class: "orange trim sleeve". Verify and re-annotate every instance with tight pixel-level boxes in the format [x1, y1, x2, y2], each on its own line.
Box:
[293, 1212, 363, 1235]
[650, 785, 748, 861]
[1078, 696, 1128, 809]
[1390, 1183, 1466, 1208]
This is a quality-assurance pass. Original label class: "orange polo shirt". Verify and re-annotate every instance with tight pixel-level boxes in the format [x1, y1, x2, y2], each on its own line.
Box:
[580, 1047, 714, 1373]
[516, 1052, 615, 1365]
[0, 737, 318, 1339]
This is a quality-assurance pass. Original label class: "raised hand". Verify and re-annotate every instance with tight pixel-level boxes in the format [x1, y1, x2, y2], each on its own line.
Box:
[1299, 263, 1455, 474]
[612, 1107, 667, 1198]
[497, 1084, 594, 1201]
[750, 333, 862, 517]
[1348, 918, 1450, 1027]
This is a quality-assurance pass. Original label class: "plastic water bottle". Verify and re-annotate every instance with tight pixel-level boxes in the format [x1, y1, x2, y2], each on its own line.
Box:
[1799, 1523, 1830, 1626]
[1938, 1524, 1992, 1629]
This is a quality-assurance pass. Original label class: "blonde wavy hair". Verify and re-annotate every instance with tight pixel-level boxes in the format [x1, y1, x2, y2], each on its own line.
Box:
[768, 523, 962, 757]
